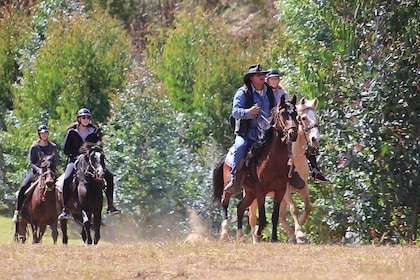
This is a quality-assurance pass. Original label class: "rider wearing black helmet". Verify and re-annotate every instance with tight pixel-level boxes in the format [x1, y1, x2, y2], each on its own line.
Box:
[266, 69, 329, 183]
[58, 108, 120, 219]
[12, 125, 58, 222]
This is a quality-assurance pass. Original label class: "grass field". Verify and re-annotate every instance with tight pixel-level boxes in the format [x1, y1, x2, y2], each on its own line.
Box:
[1, 215, 419, 280]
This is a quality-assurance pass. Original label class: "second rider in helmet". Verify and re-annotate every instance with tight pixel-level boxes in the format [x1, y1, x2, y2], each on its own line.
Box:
[58, 108, 120, 219]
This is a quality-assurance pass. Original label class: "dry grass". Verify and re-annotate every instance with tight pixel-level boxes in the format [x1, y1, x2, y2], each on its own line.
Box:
[1, 239, 419, 279]
[1, 215, 419, 280]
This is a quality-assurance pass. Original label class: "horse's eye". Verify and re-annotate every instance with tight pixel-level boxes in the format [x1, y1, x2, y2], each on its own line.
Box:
[301, 116, 307, 121]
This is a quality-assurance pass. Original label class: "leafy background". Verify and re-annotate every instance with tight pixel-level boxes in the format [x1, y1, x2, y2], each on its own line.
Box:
[0, 0, 418, 244]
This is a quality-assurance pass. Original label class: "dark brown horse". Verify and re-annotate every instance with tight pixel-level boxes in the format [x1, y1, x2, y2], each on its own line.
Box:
[59, 143, 105, 245]
[212, 95, 298, 242]
[15, 153, 58, 244]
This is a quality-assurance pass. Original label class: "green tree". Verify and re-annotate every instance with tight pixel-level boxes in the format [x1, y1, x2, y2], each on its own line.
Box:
[104, 67, 217, 238]
[1, 1, 131, 212]
[276, 0, 419, 243]
[146, 6, 267, 148]
[13, 7, 131, 123]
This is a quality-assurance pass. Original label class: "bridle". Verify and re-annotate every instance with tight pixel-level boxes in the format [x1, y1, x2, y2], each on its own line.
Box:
[272, 102, 298, 143]
[298, 106, 321, 150]
[37, 156, 56, 199]
[84, 146, 105, 183]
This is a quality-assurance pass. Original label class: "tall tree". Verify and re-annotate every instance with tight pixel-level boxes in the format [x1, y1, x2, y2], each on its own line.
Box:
[276, 0, 419, 243]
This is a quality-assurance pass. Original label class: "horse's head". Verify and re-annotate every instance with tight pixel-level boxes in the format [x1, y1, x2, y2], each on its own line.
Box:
[39, 153, 56, 189]
[296, 98, 321, 148]
[85, 144, 106, 183]
[272, 95, 298, 143]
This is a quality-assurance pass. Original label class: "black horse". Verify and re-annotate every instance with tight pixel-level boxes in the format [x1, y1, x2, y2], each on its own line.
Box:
[59, 143, 105, 245]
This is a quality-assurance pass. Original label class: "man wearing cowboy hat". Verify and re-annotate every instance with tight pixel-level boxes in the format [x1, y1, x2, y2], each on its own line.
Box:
[224, 64, 276, 193]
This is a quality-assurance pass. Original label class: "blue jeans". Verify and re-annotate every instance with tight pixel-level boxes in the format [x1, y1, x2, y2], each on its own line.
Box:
[231, 136, 255, 180]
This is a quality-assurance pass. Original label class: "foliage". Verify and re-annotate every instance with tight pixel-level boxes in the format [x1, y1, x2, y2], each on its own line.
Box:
[0, 0, 131, 211]
[146, 5, 267, 149]
[276, 0, 419, 243]
[104, 67, 218, 237]
[13, 2, 131, 123]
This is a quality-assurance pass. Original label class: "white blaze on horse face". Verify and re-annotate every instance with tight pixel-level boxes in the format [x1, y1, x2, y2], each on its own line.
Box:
[304, 110, 321, 147]
[93, 151, 105, 178]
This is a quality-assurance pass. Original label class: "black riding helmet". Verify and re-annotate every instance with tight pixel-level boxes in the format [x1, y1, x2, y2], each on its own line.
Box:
[37, 124, 49, 134]
[266, 69, 281, 78]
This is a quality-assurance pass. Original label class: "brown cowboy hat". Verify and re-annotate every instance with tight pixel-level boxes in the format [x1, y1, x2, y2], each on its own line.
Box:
[243, 64, 269, 84]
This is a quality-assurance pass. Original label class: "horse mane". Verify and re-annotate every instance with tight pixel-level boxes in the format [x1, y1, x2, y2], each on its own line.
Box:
[246, 98, 296, 163]
[79, 141, 103, 155]
[246, 127, 274, 163]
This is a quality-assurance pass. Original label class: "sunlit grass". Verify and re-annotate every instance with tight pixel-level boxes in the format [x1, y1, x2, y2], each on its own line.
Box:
[1, 215, 419, 279]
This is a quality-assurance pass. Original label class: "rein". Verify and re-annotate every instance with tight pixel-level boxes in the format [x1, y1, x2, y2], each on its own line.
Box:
[82, 147, 105, 183]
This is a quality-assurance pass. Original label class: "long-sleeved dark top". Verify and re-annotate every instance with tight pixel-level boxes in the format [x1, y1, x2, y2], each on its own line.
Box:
[63, 125, 99, 163]
[29, 142, 57, 173]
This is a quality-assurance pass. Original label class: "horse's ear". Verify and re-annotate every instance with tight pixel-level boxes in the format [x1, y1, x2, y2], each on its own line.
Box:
[313, 98, 318, 109]
[300, 97, 306, 105]
[280, 94, 286, 106]
[291, 95, 297, 105]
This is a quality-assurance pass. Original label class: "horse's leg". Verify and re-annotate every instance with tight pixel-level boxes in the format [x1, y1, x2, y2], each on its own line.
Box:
[236, 191, 254, 242]
[248, 199, 259, 244]
[31, 224, 38, 244]
[297, 186, 312, 225]
[220, 191, 232, 241]
[272, 186, 287, 243]
[60, 219, 68, 244]
[279, 188, 297, 244]
[272, 200, 280, 243]
[18, 221, 27, 244]
[255, 194, 267, 242]
[93, 210, 101, 245]
[51, 222, 58, 244]
[295, 187, 312, 243]
[81, 210, 92, 245]
[14, 220, 20, 243]
[39, 224, 47, 244]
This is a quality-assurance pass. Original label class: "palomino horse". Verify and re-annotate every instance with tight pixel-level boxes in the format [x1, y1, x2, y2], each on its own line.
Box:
[59, 143, 105, 245]
[15, 153, 58, 244]
[212, 95, 298, 242]
[248, 98, 321, 244]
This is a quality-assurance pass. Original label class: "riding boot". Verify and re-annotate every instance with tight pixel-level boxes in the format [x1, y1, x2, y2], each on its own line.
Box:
[104, 171, 120, 216]
[58, 177, 72, 220]
[224, 171, 241, 194]
[13, 176, 32, 222]
[306, 154, 329, 183]
[12, 193, 24, 222]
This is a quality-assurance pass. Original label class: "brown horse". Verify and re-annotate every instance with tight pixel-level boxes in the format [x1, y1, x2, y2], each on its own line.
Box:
[248, 98, 321, 244]
[212, 95, 298, 242]
[59, 143, 105, 245]
[15, 153, 58, 244]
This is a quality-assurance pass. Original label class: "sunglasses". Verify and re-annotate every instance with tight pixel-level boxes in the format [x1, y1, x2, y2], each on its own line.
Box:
[81, 116, 91, 120]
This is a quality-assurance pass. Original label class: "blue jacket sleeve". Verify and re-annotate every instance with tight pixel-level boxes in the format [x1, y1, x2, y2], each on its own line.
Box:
[231, 88, 254, 119]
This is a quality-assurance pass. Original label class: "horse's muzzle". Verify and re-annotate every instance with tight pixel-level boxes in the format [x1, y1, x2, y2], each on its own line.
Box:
[287, 126, 298, 142]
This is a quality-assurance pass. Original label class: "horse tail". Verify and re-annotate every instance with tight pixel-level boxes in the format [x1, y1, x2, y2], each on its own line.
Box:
[212, 154, 226, 203]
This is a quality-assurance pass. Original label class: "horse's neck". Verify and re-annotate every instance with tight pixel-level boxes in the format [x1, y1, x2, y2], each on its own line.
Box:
[292, 125, 307, 158]
[267, 130, 289, 157]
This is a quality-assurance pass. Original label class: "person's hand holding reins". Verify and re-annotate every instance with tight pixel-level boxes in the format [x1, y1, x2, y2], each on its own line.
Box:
[250, 103, 260, 116]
